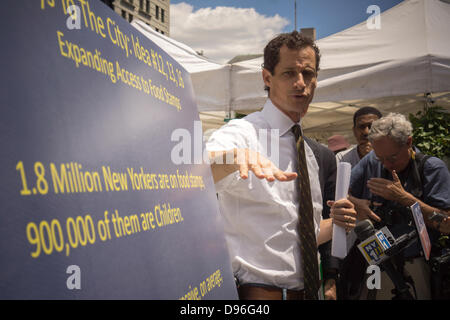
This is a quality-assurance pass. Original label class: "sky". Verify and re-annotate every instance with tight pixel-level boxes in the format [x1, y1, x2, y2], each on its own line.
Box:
[170, 0, 403, 63]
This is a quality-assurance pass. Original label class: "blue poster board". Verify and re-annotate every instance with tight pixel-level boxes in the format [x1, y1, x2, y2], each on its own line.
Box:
[0, 0, 237, 299]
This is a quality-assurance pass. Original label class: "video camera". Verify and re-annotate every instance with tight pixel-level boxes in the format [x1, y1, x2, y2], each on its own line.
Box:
[431, 248, 450, 273]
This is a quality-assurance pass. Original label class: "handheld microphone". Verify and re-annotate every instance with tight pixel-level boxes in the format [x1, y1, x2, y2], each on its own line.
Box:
[354, 219, 375, 240]
[355, 220, 393, 265]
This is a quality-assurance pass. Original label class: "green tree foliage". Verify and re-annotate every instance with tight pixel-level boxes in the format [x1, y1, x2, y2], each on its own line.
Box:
[409, 106, 450, 159]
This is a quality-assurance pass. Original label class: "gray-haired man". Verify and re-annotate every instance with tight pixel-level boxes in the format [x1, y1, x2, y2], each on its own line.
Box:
[348, 112, 450, 299]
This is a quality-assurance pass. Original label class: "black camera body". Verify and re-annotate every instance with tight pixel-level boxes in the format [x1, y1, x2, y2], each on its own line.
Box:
[431, 249, 450, 273]
[371, 202, 414, 231]
[367, 202, 450, 299]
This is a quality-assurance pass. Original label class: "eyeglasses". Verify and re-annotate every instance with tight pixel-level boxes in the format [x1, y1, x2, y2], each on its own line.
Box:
[374, 149, 403, 164]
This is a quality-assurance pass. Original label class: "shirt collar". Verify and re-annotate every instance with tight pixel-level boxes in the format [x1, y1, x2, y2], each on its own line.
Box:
[261, 99, 302, 137]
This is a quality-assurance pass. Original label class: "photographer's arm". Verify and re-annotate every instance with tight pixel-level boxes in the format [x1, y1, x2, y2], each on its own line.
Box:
[395, 195, 449, 234]
[347, 194, 382, 222]
[367, 170, 449, 233]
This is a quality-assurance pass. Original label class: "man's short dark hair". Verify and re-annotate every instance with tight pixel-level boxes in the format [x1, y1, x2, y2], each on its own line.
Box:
[353, 106, 382, 127]
[263, 31, 321, 92]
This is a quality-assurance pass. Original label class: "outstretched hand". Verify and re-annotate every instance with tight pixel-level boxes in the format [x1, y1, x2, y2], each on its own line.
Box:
[209, 148, 298, 183]
[236, 149, 298, 182]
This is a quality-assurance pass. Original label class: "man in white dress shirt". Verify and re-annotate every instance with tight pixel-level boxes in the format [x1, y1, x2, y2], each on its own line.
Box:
[206, 31, 356, 300]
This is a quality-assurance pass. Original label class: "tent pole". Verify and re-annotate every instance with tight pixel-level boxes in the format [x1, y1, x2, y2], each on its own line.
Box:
[295, 0, 297, 31]
[226, 65, 234, 121]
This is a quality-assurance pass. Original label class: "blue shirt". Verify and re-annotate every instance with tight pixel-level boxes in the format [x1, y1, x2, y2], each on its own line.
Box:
[350, 150, 450, 256]
[350, 150, 450, 210]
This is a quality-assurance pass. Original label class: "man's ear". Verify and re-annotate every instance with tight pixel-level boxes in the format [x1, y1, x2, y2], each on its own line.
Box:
[262, 68, 272, 89]
[352, 126, 358, 138]
[407, 136, 413, 148]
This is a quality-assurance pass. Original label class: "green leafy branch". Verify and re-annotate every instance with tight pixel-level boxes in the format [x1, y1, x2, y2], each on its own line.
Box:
[409, 106, 450, 159]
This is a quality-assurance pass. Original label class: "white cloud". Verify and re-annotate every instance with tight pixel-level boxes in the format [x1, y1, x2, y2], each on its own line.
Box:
[170, 3, 289, 63]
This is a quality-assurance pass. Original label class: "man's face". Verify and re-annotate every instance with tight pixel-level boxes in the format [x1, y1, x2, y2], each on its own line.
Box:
[262, 45, 317, 123]
[372, 136, 412, 172]
[353, 113, 380, 146]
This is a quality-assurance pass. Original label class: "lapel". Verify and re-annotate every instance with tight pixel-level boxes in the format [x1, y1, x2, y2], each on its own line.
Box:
[304, 136, 324, 195]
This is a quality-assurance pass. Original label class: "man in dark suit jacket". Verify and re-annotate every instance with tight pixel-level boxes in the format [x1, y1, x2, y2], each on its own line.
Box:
[305, 136, 340, 300]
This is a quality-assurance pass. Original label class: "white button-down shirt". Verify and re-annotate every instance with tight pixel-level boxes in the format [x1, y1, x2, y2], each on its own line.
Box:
[206, 99, 323, 290]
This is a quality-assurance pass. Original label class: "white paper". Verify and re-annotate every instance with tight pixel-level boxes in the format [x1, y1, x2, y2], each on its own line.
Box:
[331, 162, 352, 259]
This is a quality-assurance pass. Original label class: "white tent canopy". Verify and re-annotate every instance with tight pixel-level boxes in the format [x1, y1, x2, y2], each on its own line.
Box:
[316, 0, 450, 101]
[133, 0, 450, 142]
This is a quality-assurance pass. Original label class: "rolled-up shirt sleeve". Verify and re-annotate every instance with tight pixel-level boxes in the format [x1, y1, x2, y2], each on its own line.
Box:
[206, 119, 254, 193]
[422, 157, 450, 209]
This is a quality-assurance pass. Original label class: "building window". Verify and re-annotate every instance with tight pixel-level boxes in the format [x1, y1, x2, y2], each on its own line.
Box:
[139, 0, 143, 10]
[128, 14, 133, 22]
[121, 10, 126, 19]
[161, 31, 165, 35]
[161, 8, 165, 23]
[156, 5, 160, 20]
[146, 0, 150, 13]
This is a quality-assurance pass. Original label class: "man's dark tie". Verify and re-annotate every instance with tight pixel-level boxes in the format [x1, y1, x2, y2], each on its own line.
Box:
[292, 124, 320, 300]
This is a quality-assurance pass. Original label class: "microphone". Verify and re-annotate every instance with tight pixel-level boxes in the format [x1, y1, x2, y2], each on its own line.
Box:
[354, 219, 375, 240]
[355, 220, 393, 265]
[384, 229, 417, 257]
[355, 220, 415, 300]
